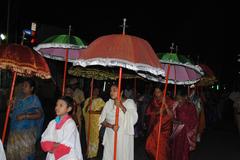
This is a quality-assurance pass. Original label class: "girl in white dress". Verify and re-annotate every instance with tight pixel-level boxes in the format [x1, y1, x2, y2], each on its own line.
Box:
[41, 96, 83, 160]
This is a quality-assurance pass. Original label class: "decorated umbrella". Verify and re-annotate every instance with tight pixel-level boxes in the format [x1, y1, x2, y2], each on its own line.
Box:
[0, 43, 51, 143]
[68, 66, 140, 81]
[196, 64, 217, 87]
[34, 26, 87, 95]
[139, 44, 203, 160]
[74, 19, 164, 160]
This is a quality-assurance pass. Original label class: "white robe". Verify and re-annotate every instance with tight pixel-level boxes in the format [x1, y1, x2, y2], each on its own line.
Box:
[0, 140, 6, 160]
[41, 118, 83, 160]
[99, 99, 138, 160]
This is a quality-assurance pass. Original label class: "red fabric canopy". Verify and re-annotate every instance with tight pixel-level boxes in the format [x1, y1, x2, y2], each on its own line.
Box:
[75, 34, 164, 76]
[198, 64, 215, 77]
[0, 44, 51, 79]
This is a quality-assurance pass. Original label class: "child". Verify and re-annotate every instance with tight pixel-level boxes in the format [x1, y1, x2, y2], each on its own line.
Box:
[41, 96, 83, 160]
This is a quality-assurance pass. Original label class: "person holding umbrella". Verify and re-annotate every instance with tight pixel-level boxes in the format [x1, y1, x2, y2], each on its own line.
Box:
[6, 78, 44, 160]
[99, 84, 138, 160]
[145, 86, 174, 160]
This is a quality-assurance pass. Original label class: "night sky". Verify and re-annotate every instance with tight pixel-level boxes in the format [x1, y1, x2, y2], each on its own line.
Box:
[0, 1, 233, 86]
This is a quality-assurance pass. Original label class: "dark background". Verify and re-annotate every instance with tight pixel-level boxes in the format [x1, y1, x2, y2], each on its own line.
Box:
[0, 1, 234, 87]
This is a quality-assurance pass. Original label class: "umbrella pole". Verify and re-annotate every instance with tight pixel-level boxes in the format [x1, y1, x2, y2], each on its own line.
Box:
[174, 66, 177, 97]
[113, 67, 122, 160]
[62, 48, 69, 96]
[86, 78, 94, 157]
[155, 64, 171, 160]
[2, 72, 17, 143]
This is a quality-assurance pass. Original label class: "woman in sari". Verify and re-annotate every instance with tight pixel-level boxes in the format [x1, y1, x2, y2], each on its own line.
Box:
[6, 78, 44, 160]
[145, 87, 174, 160]
[171, 90, 198, 160]
[83, 87, 105, 159]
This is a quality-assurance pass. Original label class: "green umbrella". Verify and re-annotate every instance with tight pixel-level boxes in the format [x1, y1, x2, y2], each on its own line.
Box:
[34, 29, 87, 96]
[41, 34, 86, 49]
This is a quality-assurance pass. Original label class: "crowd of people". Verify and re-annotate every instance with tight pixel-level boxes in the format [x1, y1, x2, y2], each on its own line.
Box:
[0, 76, 236, 160]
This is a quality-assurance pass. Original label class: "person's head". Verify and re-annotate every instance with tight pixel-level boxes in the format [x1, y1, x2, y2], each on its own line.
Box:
[176, 89, 187, 102]
[55, 96, 74, 117]
[93, 87, 100, 98]
[65, 87, 74, 97]
[153, 87, 162, 99]
[69, 78, 79, 89]
[110, 84, 118, 100]
[22, 78, 35, 96]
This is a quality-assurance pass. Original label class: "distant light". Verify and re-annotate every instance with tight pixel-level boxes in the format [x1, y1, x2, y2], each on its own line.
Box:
[31, 22, 37, 31]
[23, 29, 32, 36]
[0, 33, 6, 40]
[216, 85, 219, 90]
[211, 85, 214, 89]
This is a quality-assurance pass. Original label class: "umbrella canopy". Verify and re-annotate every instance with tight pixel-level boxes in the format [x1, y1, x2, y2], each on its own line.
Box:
[0, 44, 51, 79]
[74, 34, 164, 77]
[68, 66, 140, 80]
[34, 34, 87, 62]
[197, 64, 217, 86]
[160, 53, 203, 84]
[140, 53, 203, 85]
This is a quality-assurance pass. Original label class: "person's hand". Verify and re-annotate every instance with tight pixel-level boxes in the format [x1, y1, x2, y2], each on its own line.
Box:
[162, 97, 166, 105]
[156, 107, 165, 115]
[114, 99, 122, 108]
[16, 113, 26, 121]
[8, 99, 16, 111]
[85, 100, 92, 112]
[111, 124, 119, 132]
[49, 142, 59, 153]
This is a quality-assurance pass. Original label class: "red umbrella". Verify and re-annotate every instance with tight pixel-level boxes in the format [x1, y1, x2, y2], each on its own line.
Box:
[74, 34, 164, 76]
[197, 64, 217, 87]
[74, 19, 164, 160]
[199, 64, 215, 77]
[0, 43, 51, 143]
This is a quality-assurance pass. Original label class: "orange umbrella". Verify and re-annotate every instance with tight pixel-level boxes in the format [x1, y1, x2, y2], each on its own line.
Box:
[74, 35, 164, 76]
[0, 43, 51, 143]
[74, 19, 164, 160]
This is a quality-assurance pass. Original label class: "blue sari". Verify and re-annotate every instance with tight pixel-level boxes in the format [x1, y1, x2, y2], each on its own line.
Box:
[7, 95, 44, 160]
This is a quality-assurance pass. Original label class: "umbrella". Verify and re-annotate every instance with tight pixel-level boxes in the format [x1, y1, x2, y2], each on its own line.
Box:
[74, 35, 164, 76]
[196, 64, 217, 86]
[34, 27, 87, 95]
[145, 46, 203, 160]
[0, 43, 51, 143]
[74, 19, 164, 160]
[34, 34, 86, 62]
[68, 66, 141, 80]
[160, 53, 203, 84]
